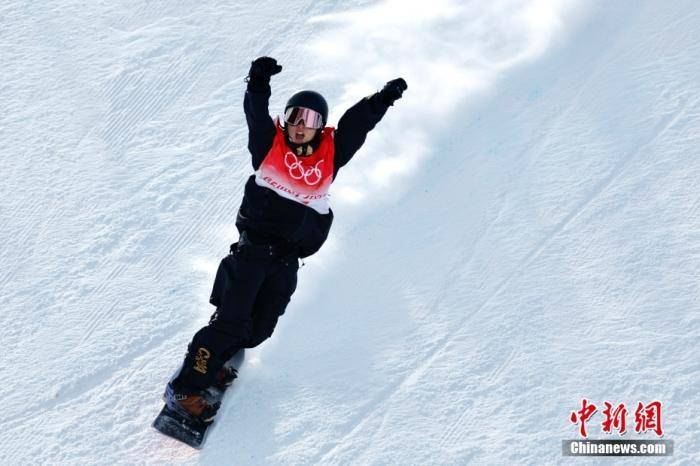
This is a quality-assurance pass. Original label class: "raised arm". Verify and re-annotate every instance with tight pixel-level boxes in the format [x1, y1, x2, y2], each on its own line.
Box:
[244, 57, 282, 170]
[334, 78, 407, 175]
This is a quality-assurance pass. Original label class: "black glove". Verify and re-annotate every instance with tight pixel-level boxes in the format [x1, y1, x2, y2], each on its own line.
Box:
[378, 78, 407, 106]
[248, 56, 282, 81]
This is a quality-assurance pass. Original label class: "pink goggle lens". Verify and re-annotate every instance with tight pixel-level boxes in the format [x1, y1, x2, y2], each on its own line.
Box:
[284, 107, 324, 129]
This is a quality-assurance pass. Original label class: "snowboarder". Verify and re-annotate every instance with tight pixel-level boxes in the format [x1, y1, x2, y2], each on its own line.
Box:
[163, 56, 407, 422]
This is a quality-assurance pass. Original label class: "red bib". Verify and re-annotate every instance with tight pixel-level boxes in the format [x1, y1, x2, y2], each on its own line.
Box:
[255, 122, 335, 214]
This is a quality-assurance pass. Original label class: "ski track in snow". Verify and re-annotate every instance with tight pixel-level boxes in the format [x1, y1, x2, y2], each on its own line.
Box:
[2, 0, 699, 464]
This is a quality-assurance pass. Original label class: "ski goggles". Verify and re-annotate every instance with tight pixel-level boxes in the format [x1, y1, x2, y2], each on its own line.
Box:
[283, 106, 324, 129]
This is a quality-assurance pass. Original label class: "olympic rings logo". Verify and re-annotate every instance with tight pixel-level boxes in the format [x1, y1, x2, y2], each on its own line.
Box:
[284, 152, 325, 185]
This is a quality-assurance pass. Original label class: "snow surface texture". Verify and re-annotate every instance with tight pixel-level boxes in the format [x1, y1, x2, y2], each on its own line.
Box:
[1, 0, 698, 464]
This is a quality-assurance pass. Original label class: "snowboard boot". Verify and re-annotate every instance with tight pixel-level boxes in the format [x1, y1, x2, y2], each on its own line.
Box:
[164, 381, 221, 423]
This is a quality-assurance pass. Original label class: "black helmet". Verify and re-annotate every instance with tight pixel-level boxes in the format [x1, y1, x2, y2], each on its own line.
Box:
[285, 90, 328, 126]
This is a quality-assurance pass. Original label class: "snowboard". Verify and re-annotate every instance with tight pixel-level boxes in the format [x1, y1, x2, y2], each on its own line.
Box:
[152, 350, 244, 448]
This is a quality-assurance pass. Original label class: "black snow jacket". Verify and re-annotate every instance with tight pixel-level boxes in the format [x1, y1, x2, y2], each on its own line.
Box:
[235, 79, 389, 258]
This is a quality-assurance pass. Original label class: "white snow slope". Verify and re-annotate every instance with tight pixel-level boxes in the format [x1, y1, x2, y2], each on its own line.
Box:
[1, 0, 698, 464]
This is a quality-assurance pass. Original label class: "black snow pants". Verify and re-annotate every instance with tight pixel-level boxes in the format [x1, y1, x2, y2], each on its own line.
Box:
[174, 234, 299, 390]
